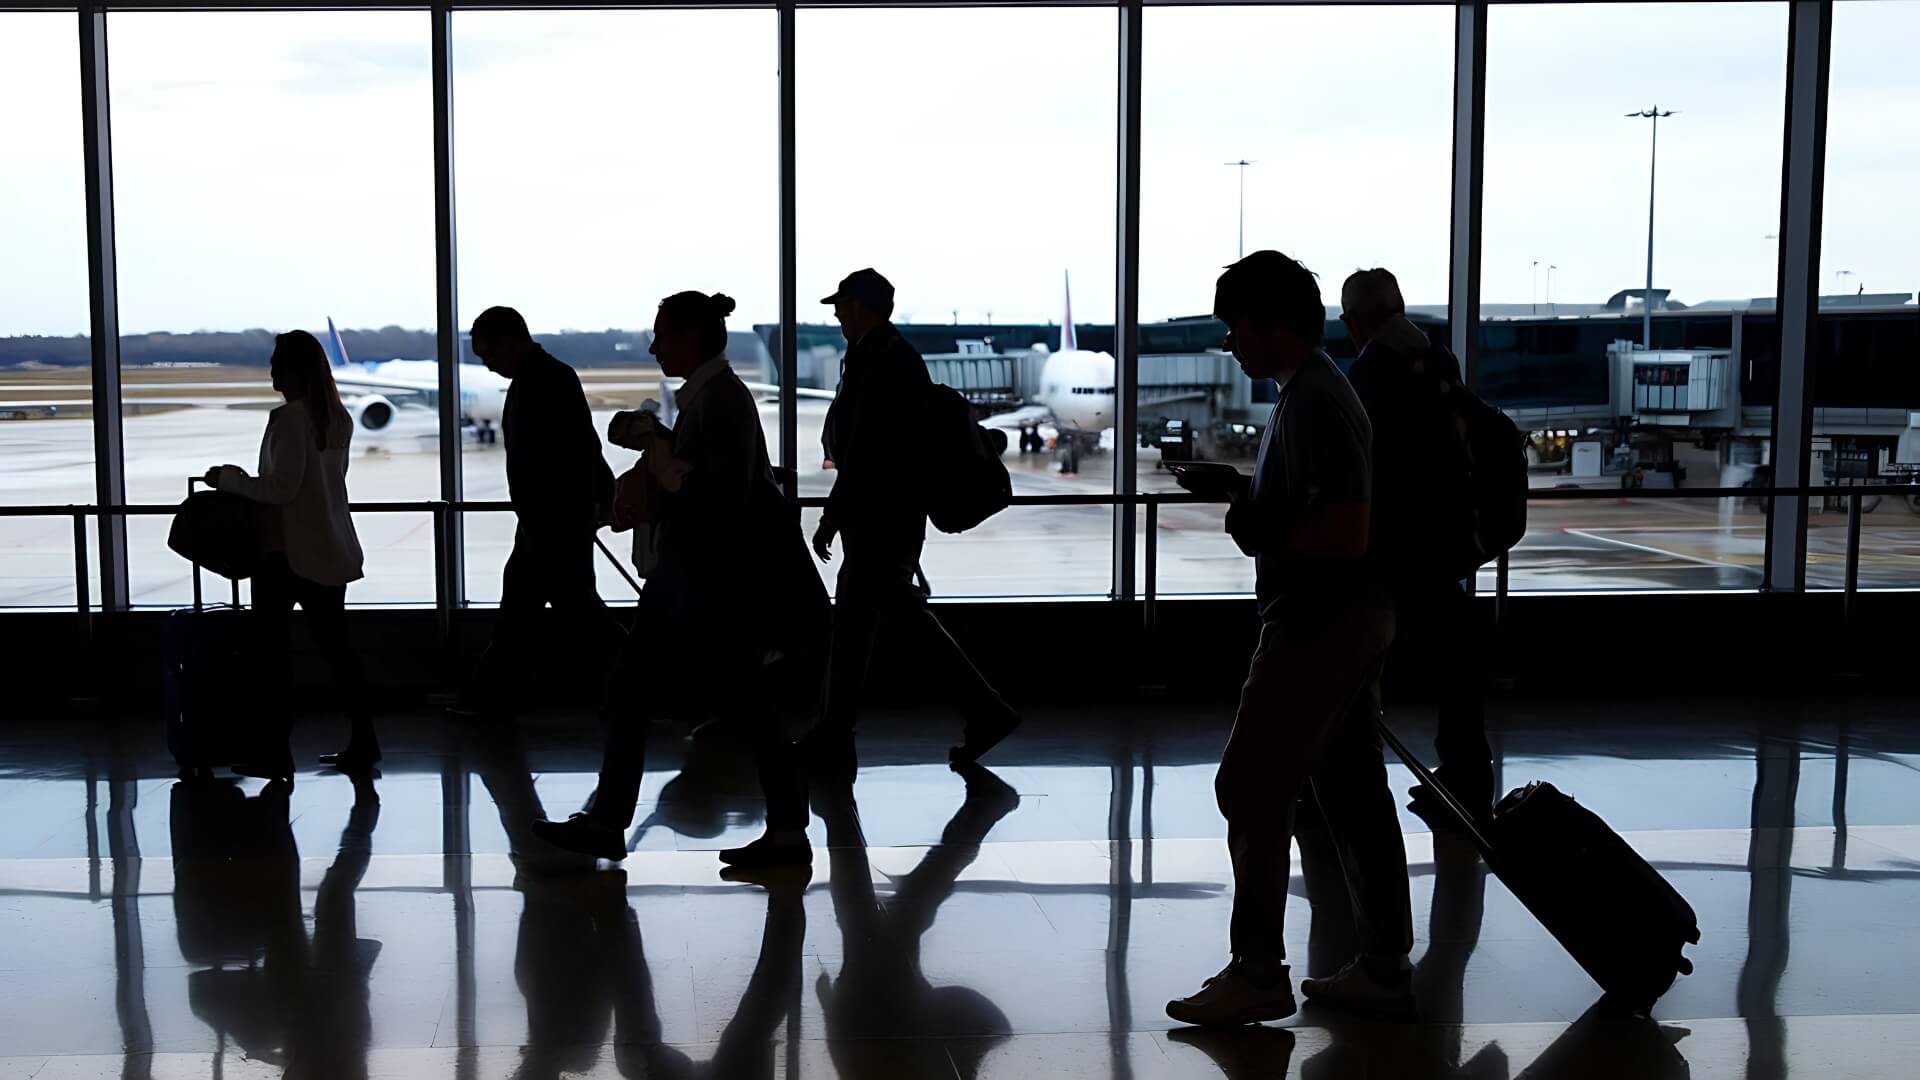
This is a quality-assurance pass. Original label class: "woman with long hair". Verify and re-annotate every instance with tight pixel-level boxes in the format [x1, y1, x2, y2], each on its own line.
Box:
[206, 329, 377, 779]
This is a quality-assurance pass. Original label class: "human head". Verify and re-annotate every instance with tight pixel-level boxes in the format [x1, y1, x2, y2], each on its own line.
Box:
[1339, 268, 1407, 349]
[650, 291, 736, 378]
[1212, 250, 1325, 381]
[821, 268, 895, 344]
[470, 305, 535, 377]
[270, 329, 348, 449]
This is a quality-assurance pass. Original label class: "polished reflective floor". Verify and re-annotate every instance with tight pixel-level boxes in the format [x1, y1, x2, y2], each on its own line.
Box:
[2, 696, 1917, 1078]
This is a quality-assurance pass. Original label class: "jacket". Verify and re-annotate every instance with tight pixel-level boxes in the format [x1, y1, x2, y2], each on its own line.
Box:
[215, 402, 364, 587]
[1346, 315, 1464, 584]
[821, 323, 931, 529]
[504, 345, 615, 526]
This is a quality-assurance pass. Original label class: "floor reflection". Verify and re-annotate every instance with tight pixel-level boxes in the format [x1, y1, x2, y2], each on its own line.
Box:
[1, 701, 1915, 1077]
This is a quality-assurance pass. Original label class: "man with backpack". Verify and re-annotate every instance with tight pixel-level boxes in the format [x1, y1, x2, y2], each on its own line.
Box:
[795, 268, 1021, 774]
[1341, 268, 1499, 824]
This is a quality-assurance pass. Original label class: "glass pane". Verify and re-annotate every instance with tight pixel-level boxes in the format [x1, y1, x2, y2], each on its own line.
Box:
[1137, 4, 1455, 598]
[798, 7, 1117, 598]
[0, 12, 94, 609]
[452, 9, 778, 605]
[1482, 2, 1787, 591]
[110, 11, 438, 607]
[1807, 0, 1920, 589]
[1478, 493, 1766, 592]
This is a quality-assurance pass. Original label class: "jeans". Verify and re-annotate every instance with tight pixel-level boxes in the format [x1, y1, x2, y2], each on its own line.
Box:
[1218, 607, 1411, 965]
[475, 518, 624, 702]
[252, 552, 372, 764]
[1393, 576, 1492, 793]
[819, 522, 1006, 735]
[587, 574, 807, 833]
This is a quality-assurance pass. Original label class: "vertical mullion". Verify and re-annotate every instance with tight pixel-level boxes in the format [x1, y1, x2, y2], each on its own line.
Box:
[778, 0, 798, 487]
[79, 7, 128, 611]
[433, 5, 466, 608]
[1448, 1, 1487, 392]
[1112, 0, 1143, 602]
[1764, 0, 1832, 593]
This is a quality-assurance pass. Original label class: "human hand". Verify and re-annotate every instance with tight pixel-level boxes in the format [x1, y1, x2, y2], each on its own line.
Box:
[812, 516, 838, 562]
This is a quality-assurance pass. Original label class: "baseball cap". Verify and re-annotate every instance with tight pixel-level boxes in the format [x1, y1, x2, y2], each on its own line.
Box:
[821, 268, 895, 308]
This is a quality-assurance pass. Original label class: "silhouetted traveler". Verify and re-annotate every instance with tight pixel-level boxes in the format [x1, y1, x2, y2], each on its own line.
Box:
[534, 292, 816, 869]
[450, 306, 620, 722]
[797, 268, 1020, 772]
[1342, 269, 1495, 821]
[1166, 252, 1413, 1026]
[205, 329, 375, 779]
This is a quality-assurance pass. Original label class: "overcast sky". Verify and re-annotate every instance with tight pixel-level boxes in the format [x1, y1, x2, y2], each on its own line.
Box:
[2, 2, 1914, 339]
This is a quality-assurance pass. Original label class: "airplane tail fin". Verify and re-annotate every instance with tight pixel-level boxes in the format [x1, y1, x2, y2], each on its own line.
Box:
[324, 317, 351, 368]
[1061, 272, 1077, 352]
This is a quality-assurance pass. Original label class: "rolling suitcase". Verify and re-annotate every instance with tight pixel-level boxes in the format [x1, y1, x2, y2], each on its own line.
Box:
[164, 477, 253, 779]
[1378, 720, 1700, 1014]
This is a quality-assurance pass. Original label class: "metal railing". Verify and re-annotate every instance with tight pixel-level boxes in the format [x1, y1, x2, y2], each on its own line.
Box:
[3, 483, 1911, 649]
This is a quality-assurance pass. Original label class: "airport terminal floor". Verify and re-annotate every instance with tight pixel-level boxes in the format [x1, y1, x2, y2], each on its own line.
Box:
[1, 695, 1916, 1079]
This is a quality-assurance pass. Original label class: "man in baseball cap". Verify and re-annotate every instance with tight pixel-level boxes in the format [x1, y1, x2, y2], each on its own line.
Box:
[797, 268, 1021, 774]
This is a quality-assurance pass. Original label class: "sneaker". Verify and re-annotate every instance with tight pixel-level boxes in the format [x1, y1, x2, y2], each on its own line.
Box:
[530, 813, 628, 862]
[950, 702, 1021, 765]
[1165, 960, 1297, 1027]
[718, 833, 813, 869]
[1300, 956, 1415, 1019]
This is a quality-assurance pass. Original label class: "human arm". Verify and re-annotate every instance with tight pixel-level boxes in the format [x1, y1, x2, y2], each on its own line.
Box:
[212, 408, 309, 506]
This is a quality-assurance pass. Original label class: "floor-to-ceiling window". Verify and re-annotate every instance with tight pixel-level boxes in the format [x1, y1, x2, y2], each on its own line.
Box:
[1482, 1, 1788, 591]
[0, 12, 98, 609]
[797, 5, 1119, 598]
[109, 10, 438, 607]
[451, 8, 779, 604]
[1806, 0, 1920, 589]
[1138, 3, 1455, 597]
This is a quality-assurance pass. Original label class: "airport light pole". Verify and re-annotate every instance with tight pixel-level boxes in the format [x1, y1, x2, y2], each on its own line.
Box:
[1531, 259, 1540, 314]
[1627, 106, 1676, 349]
[1547, 264, 1558, 313]
[1224, 159, 1255, 260]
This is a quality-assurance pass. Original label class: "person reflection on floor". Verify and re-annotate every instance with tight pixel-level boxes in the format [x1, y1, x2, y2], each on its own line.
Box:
[811, 762, 1020, 1076]
[465, 726, 692, 1080]
[701, 867, 810, 1079]
[169, 774, 381, 1078]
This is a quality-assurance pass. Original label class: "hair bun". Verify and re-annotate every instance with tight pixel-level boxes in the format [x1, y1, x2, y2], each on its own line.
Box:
[709, 293, 737, 318]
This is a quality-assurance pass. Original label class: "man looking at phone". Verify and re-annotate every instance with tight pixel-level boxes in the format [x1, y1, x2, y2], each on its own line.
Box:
[1164, 251, 1414, 1026]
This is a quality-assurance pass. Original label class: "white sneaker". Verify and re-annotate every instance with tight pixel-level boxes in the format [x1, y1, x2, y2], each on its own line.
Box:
[1165, 960, 1298, 1027]
[1300, 956, 1415, 1018]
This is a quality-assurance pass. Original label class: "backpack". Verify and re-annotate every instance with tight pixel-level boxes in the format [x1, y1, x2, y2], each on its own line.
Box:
[1422, 374, 1528, 581]
[922, 382, 1012, 534]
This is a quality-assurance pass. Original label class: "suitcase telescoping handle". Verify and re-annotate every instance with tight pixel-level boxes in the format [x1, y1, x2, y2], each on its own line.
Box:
[187, 475, 242, 612]
[1375, 718, 1497, 859]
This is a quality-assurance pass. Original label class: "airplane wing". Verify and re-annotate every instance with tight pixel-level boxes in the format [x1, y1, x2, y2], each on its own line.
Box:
[332, 371, 434, 404]
[1139, 390, 1212, 410]
[739, 381, 838, 401]
[979, 404, 1053, 430]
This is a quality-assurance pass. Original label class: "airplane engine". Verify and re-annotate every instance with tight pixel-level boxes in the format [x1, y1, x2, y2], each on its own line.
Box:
[350, 395, 395, 432]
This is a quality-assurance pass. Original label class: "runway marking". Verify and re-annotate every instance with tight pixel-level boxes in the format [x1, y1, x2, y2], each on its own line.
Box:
[1560, 527, 1757, 570]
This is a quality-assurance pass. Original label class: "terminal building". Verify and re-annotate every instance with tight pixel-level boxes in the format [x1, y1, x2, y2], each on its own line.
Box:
[3, 3, 1919, 1079]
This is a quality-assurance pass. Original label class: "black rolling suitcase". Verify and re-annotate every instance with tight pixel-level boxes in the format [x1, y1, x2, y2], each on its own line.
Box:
[164, 477, 257, 779]
[1378, 721, 1700, 1014]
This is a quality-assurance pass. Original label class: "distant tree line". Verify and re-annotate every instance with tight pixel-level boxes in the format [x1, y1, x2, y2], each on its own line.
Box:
[0, 326, 685, 370]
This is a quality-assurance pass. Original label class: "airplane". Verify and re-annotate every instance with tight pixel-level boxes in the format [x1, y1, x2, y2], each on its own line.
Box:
[322, 318, 513, 444]
[978, 273, 1208, 473]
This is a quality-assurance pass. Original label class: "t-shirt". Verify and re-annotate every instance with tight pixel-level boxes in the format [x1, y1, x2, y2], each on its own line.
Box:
[1235, 351, 1388, 619]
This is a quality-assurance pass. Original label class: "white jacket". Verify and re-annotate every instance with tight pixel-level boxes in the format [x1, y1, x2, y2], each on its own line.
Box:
[217, 402, 366, 586]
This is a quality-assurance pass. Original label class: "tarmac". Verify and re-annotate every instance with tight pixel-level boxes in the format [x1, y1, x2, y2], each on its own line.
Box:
[1, 369, 1915, 609]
